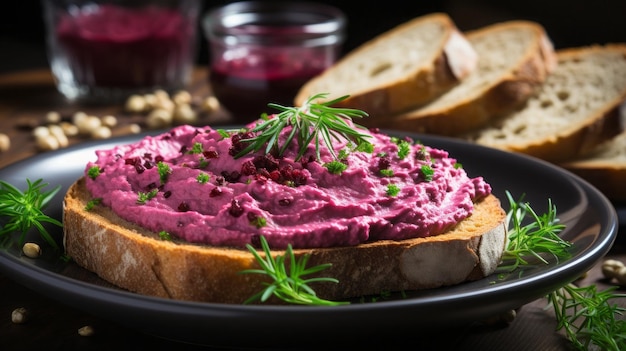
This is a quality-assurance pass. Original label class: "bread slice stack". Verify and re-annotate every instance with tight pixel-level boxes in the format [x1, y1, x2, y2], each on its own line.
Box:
[465, 44, 626, 163]
[372, 20, 557, 135]
[294, 13, 479, 116]
[560, 129, 626, 201]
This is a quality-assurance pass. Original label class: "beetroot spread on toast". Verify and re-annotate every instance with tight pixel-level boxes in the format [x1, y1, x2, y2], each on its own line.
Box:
[84, 122, 491, 249]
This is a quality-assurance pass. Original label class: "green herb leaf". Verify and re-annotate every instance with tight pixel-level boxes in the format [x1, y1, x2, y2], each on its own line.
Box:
[84, 197, 102, 211]
[323, 160, 348, 175]
[379, 169, 394, 177]
[500, 191, 626, 350]
[498, 191, 570, 272]
[157, 161, 171, 184]
[233, 93, 371, 161]
[386, 184, 400, 197]
[136, 189, 158, 204]
[188, 142, 204, 155]
[420, 164, 434, 181]
[87, 166, 101, 180]
[549, 284, 626, 351]
[241, 235, 348, 306]
[395, 139, 411, 159]
[0, 179, 62, 250]
[159, 231, 172, 241]
[196, 172, 210, 184]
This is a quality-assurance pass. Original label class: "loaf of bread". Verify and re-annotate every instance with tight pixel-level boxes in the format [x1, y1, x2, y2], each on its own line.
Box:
[63, 178, 507, 304]
[465, 44, 626, 162]
[366, 20, 556, 135]
[560, 130, 626, 201]
[294, 13, 478, 116]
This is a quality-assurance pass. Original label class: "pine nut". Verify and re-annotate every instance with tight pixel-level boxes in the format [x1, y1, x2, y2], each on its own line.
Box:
[22, 242, 42, 258]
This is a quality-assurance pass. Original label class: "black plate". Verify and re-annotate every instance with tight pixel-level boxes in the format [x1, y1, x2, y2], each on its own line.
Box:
[0, 130, 619, 349]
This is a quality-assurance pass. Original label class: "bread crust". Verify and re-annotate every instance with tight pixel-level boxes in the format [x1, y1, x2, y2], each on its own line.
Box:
[63, 177, 507, 304]
[374, 21, 556, 136]
[468, 44, 626, 163]
[560, 128, 626, 201]
[293, 13, 477, 116]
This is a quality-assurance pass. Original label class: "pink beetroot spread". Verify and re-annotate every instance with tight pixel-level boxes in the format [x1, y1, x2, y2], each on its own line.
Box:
[84, 123, 491, 249]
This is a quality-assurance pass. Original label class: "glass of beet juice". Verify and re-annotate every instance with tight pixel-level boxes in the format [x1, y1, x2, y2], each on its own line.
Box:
[42, 0, 200, 103]
[202, 1, 345, 123]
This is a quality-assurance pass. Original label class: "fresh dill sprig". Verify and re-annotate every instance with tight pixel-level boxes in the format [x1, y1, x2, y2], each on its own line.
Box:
[549, 283, 626, 351]
[234, 93, 372, 161]
[240, 235, 348, 306]
[0, 179, 62, 250]
[498, 190, 570, 272]
[501, 191, 626, 350]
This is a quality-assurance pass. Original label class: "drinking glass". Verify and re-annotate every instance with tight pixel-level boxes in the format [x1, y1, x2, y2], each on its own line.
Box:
[42, 0, 200, 103]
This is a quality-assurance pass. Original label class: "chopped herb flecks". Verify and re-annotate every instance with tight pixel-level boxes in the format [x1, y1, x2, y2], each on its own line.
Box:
[324, 161, 348, 175]
[386, 184, 400, 196]
[157, 161, 171, 184]
[87, 166, 102, 180]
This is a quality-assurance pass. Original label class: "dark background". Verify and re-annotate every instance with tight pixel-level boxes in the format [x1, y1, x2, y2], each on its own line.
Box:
[1, 0, 625, 73]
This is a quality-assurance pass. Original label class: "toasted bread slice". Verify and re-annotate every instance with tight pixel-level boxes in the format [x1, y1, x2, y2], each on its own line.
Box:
[466, 44, 626, 162]
[373, 20, 556, 136]
[294, 13, 478, 116]
[560, 129, 626, 201]
[63, 177, 507, 304]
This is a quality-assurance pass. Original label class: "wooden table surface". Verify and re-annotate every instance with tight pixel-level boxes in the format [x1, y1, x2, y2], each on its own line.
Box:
[1, 68, 624, 351]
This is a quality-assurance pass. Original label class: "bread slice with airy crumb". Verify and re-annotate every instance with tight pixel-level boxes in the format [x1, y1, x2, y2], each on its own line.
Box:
[369, 20, 556, 136]
[63, 177, 507, 304]
[560, 129, 626, 201]
[293, 13, 478, 116]
[465, 44, 626, 162]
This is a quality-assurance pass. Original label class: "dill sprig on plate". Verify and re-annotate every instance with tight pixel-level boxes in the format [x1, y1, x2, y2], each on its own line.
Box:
[500, 190, 626, 351]
[233, 93, 372, 161]
[0, 179, 62, 250]
[240, 235, 348, 306]
[498, 190, 570, 272]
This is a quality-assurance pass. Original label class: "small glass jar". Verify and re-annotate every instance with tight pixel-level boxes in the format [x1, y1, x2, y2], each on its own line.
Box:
[42, 0, 200, 103]
[203, 1, 346, 123]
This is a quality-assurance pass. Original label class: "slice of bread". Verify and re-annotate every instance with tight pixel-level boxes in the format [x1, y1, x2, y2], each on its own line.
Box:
[465, 44, 626, 162]
[63, 177, 507, 304]
[560, 128, 626, 201]
[293, 13, 478, 116]
[369, 20, 556, 136]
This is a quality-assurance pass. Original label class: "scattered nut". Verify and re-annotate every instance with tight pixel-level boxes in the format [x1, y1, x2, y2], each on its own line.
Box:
[45, 111, 62, 124]
[173, 90, 192, 105]
[154, 89, 170, 102]
[76, 115, 102, 135]
[125, 94, 148, 113]
[32, 125, 50, 139]
[22, 242, 42, 258]
[72, 111, 88, 125]
[78, 325, 95, 337]
[201, 96, 220, 113]
[117, 123, 142, 135]
[91, 126, 112, 140]
[146, 108, 173, 129]
[36, 134, 60, 151]
[11, 307, 28, 324]
[601, 259, 626, 284]
[152, 97, 175, 112]
[48, 124, 69, 148]
[0, 133, 10, 152]
[60, 121, 79, 137]
[173, 103, 197, 124]
[101, 115, 118, 128]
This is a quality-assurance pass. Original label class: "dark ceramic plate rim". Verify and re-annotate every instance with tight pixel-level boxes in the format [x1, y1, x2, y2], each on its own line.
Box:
[0, 129, 618, 348]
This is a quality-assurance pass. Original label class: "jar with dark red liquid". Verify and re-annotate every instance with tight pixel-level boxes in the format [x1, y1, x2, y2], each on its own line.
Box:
[203, 1, 345, 123]
[42, 0, 200, 103]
